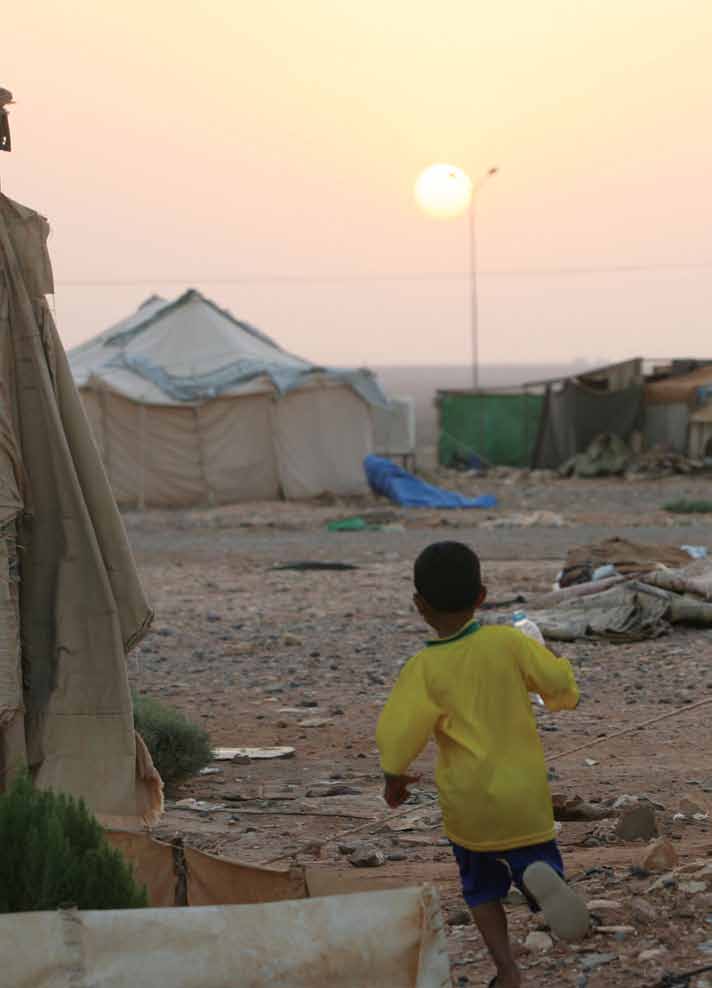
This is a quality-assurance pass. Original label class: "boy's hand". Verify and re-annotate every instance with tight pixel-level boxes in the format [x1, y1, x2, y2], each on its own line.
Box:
[383, 773, 420, 808]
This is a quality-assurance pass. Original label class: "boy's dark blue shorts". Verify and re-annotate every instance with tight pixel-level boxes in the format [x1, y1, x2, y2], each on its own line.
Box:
[451, 839, 564, 909]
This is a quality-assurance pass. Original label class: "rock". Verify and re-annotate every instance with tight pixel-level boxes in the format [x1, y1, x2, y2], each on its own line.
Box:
[679, 881, 709, 894]
[298, 717, 334, 728]
[553, 794, 611, 822]
[638, 946, 668, 962]
[680, 797, 709, 816]
[612, 794, 640, 810]
[349, 845, 386, 868]
[596, 925, 636, 936]
[386, 851, 407, 862]
[338, 841, 359, 855]
[306, 784, 362, 797]
[631, 897, 657, 925]
[700, 940, 712, 955]
[580, 952, 617, 971]
[587, 899, 623, 915]
[446, 908, 473, 927]
[615, 804, 658, 841]
[638, 837, 679, 873]
[525, 931, 553, 952]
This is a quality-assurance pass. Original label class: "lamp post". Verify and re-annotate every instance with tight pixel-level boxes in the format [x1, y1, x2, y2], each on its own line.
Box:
[468, 167, 498, 391]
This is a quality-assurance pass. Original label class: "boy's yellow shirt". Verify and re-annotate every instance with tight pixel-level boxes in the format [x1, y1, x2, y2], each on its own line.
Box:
[376, 621, 579, 852]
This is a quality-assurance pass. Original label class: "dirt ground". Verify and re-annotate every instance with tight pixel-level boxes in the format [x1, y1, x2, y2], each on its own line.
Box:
[125, 472, 712, 988]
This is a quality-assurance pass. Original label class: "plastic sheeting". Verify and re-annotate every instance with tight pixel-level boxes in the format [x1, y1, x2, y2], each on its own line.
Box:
[1, 885, 451, 988]
[364, 455, 496, 509]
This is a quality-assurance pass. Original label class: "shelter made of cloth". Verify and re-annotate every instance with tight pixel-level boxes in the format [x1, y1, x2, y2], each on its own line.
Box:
[69, 290, 388, 506]
[532, 378, 643, 470]
[0, 193, 160, 827]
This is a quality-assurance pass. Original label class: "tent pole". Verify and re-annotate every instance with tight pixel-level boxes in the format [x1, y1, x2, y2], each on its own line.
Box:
[138, 404, 146, 511]
[99, 388, 110, 483]
[193, 407, 213, 506]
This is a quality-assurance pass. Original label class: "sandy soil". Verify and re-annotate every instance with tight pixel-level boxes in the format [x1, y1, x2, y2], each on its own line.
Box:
[125, 472, 712, 988]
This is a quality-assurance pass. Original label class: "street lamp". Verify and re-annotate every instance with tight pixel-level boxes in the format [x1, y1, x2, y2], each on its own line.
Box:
[415, 163, 498, 390]
[468, 167, 498, 390]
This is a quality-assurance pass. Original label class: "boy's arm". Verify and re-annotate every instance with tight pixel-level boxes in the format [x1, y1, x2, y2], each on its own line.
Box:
[516, 637, 580, 711]
[376, 657, 442, 778]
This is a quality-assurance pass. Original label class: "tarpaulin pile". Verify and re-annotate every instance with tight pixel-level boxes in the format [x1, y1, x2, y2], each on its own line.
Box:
[484, 539, 712, 642]
[0, 192, 160, 826]
[559, 433, 700, 479]
[364, 455, 497, 509]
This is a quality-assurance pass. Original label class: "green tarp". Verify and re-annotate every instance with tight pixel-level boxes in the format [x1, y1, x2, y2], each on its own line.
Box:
[438, 392, 544, 468]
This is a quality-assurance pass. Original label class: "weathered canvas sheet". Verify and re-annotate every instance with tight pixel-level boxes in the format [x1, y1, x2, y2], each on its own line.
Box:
[0, 194, 158, 825]
[0, 885, 451, 988]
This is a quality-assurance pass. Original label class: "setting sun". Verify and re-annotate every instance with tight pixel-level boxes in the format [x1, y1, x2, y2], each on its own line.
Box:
[414, 163, 473, 218]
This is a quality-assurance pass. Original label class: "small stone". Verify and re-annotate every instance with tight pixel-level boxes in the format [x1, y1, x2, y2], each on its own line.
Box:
[580, 952, 617, 971]
[631, 897, 657, 925]
[700, 940, 712, 955]
[305, 784, 362, 798]
[638, 946, 668, 962]
[525, 931, 553, 952]
[596, 925, 636, 936]
[587, 899, 623, 915]
[446, 908, 473, 927]
[679, 881, 709, 894]
[349, 845, 386, 868]
[615, 804, 658, 842]
[638, 837, 679, 873]
[386, 851, 407, 862]
[681, 798, 708, 816]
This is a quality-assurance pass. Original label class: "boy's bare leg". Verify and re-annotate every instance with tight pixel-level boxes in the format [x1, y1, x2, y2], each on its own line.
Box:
[470, 901, 523, 987]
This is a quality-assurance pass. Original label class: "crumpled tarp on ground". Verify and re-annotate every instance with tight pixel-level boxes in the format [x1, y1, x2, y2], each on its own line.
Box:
[520, 583, 671, 642]
[559, 433, 631, 478]
[485, 550, 712, 642]
[0, 193, 160, 827]
[0, 885, 451, 988]
[364, 455, 496, 509]
[560, 537, 693, 588]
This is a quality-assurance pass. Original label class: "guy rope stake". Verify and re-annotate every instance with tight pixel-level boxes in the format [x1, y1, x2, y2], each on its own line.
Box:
[259, 694, 712, 868]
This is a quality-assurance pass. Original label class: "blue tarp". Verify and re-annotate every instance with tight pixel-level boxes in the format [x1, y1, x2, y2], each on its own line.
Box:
[364, 455, 497, 510]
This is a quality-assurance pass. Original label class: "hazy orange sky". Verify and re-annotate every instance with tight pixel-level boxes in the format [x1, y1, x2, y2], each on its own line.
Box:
[2, 1, 711, 368]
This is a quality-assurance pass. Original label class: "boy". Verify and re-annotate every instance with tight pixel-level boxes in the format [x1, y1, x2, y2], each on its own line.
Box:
[376, 542, 589, 988]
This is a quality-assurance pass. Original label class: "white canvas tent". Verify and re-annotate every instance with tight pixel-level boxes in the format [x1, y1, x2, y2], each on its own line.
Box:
[69, 290, 387, 507]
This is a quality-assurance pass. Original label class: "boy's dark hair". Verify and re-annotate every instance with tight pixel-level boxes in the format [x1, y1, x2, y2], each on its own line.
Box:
[414, 541, 482, 613]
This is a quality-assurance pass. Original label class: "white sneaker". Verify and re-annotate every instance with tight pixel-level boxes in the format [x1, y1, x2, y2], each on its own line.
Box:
[522, 862, 590, 942]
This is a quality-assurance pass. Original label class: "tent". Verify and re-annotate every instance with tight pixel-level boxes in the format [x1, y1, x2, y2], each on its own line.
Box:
[0, 191, 161, 827]
[531, 359, 644, 469]
[69, 291, 387, 506]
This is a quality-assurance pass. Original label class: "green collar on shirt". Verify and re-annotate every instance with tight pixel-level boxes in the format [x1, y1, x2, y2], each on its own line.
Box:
[426, 620, 481, 647]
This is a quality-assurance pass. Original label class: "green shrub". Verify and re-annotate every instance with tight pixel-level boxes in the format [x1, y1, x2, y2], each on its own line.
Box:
[133, 693, 213, 787]
[0, 774, 147, 913]
[664, 499, 712, 514]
